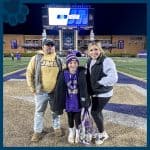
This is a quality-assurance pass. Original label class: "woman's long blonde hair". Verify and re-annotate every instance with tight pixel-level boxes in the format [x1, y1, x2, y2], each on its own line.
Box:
[88, 41, 105, 56]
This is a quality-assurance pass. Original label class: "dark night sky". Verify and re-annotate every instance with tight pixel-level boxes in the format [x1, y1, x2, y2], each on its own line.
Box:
[3, 3, 146, 35]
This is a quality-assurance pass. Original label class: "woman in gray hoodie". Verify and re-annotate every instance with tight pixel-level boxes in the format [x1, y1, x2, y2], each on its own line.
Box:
[87, 41, 118, 145]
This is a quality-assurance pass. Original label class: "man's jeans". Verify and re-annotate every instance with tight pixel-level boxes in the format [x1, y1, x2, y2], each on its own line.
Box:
[34, 92, 60, 133]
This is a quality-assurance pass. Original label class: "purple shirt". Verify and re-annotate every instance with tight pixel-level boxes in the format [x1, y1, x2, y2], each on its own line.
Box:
[64, 70, 81, 112]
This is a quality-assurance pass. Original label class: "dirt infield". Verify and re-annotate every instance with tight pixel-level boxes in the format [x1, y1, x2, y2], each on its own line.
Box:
[3, 80, 147, 147]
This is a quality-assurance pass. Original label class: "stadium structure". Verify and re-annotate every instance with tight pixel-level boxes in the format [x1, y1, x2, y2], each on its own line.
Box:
[3, 5, 146, 57]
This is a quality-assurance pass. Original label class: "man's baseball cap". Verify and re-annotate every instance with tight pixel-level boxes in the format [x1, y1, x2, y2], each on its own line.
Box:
[42, 39, 55, 46]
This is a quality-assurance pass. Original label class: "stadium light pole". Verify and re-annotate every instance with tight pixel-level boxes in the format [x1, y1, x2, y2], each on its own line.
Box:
[59, 29, 62, 52]
[90, 29, 95, 41]
[42, 29, 47, 42]
[75, 29, 78, 50]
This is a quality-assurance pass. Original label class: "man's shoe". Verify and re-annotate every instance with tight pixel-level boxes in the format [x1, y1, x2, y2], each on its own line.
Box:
[31, 132, 42, 142]
[54, 128, 63, 137]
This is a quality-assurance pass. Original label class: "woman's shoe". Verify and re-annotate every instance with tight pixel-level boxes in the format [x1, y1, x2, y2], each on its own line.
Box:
[95, 131, 109, 145]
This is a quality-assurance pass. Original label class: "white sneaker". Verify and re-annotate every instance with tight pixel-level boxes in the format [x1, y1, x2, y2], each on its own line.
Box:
[95, 131, 109, 145]
[92, 128, 99, 138]
[68, 128, 75, 144]
[92, 132, 98, 139]
[75, 129, 79, 143]
[102, 131, 109, 140]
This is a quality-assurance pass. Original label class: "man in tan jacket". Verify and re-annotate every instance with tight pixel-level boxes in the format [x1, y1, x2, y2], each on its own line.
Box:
[26, 39, 62, 142]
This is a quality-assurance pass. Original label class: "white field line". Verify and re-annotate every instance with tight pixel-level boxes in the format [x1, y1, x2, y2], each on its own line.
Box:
[103, 110, 147, 131]
[6, 79, 26, 81]
[118, 71, 146, 82]
[116, 83, 147, 97]
[3, 68, 26, 77]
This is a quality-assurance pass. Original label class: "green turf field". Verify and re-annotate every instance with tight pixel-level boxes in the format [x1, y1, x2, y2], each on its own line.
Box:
[112, 57, 147, 80]
[3, 56, 147, 80]
[3, 57, 31, 74]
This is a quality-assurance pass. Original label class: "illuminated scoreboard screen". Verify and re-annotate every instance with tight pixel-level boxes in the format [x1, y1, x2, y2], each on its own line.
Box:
[42, 6, 93, 28]
[48, 8, 88, 26]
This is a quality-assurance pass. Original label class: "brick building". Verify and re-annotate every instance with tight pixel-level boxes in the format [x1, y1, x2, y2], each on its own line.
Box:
[3, 34, 146, 55]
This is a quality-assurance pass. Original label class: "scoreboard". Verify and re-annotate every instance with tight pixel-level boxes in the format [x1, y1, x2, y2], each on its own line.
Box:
[42, 6, 94, 29]
[48, 8, 88, 26]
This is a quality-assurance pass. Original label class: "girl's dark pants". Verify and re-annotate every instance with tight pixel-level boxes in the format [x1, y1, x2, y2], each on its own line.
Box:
[67, 112, 81, 129]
